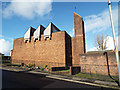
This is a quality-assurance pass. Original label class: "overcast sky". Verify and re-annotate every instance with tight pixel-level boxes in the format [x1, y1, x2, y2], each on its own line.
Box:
[0, 0, 119, 55]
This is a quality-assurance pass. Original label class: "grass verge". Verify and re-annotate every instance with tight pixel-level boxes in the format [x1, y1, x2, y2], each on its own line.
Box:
[73, 72, 119, 82]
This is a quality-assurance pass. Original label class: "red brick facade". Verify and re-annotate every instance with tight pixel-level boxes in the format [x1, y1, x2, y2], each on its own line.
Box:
[72, 12, 86, 66]
[12, 31, 72, 68]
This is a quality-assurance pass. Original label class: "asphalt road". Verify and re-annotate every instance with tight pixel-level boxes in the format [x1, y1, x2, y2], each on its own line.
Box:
[2, 70, 112, 89]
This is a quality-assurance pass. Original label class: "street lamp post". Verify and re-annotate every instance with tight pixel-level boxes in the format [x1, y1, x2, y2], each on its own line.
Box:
[108, 0, 120, 86]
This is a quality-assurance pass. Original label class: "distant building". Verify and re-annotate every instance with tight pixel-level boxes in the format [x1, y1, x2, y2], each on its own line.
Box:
[9, 50, 13, 56]
[0, 53, 4, 57]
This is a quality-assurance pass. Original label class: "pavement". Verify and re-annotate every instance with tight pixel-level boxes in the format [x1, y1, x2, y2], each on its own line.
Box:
[1, 66, 120, 89]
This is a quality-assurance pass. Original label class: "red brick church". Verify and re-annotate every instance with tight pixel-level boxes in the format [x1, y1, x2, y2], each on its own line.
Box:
[11, 12, 85, 68]
[11, 12, 119, 76]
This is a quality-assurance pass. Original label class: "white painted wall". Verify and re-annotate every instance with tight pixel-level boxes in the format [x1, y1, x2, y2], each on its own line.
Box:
[44, 23, 52, 39]
[33, 25, 41, 41]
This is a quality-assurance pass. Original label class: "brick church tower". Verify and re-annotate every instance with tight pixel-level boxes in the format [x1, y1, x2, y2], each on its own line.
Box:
[72, 12, 86, 66]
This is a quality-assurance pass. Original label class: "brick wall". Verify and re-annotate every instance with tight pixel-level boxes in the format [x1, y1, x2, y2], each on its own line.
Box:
[11, 31, 72, 68]
[69, 66, 81, 75]
[65, 32, 72, 66]
[72, 12, 86, 66]
[79, 51, 119, 76]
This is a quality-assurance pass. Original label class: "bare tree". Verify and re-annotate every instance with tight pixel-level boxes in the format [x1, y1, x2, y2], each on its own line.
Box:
[95, 34, 108, 51]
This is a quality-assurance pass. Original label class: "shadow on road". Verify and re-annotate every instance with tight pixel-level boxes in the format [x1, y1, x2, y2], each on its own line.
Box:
[2, 69, 54, 89]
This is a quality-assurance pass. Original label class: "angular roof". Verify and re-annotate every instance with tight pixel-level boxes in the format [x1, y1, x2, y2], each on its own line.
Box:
[33, 25, 45, 41]
[44, 22, 60, 39]
[24, 26, 35, 42]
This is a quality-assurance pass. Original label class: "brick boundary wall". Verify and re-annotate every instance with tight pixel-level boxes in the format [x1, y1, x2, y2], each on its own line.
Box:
[79, 51, 120, 76]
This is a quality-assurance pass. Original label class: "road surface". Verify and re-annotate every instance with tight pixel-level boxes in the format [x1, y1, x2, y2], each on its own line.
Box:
[2, 69, 112, 89]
